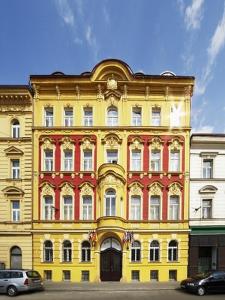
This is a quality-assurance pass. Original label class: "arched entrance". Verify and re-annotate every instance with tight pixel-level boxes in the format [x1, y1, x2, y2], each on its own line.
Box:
[100, 237, 122, 281]
[10, 246, 22, 269]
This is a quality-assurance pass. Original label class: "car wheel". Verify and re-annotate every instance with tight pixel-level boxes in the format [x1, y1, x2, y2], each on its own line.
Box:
[7, 286, 18, 297]
[197, 287, 205, 296]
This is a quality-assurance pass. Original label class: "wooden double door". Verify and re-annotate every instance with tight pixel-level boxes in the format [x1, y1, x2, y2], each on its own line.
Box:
[100, 248, 122, 281]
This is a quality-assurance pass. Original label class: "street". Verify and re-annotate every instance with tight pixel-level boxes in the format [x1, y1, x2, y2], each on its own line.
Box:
[1, 289, 225, 300]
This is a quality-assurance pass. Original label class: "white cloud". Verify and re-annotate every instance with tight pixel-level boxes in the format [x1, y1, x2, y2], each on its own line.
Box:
[195, 3, 225, 95]
[85, 25, 98, 60]
[55, 0, 74, 26]
[177, 0, 185, 14]
[103, 6, 110, 24]
[184, 0, 204, 30]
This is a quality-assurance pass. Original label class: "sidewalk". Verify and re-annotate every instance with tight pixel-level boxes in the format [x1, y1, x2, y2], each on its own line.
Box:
[44, 281, 180, 292]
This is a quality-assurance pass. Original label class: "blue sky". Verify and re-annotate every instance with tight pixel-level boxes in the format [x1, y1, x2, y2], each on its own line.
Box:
[0, 0, 225, 133]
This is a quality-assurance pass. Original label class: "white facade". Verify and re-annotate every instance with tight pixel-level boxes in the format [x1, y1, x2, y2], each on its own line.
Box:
[190, 135, 225, 227]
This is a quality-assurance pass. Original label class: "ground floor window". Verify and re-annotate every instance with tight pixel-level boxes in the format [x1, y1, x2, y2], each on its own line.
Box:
[131, 270, 140, 281]
[63, 270, 71, 281]
[81, 270, 89, 282]
[169, 270, 177, 281]
[44, 270, 52, 281]
[150, 270, 158, 281]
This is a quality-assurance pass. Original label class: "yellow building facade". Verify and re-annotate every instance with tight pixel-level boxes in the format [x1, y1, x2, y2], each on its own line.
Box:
[31, 60, 194, 282]
[0, 86, 33, 269]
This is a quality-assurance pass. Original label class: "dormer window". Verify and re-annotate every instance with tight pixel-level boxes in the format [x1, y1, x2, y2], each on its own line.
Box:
[11, 119, 20, 138]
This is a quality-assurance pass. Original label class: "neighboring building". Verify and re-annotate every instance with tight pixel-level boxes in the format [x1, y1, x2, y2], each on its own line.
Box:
[30, 59, 194, 282]
[0, 86, 33, 269]
[189, 134, 225, 276]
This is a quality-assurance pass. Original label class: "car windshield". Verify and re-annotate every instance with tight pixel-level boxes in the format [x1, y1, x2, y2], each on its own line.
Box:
[26, 271, 41, 278]
[192, 272, 211, 280]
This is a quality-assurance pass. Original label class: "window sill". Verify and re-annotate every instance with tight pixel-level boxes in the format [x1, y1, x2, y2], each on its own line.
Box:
[148, 261, 161, 263]
[6, 178, 22, 182]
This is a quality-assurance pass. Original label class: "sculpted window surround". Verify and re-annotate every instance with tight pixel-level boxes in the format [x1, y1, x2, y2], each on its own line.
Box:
[79, 182, 94, 220]
[168, 138, 183, 172]
[80, 138, 95, 171]
[11, 119, 20, 138]
[60, 183, 74, 221]
[129, 182, 144, 220]
[40, 182, 55, 221]
[60, 137, 74, 172]
[41, 137, 56, 172]
[105, 189, 116, 216]
[149, 137, 163, 172]
[107, 106, 118, 126]
[102, 133, 122, 165]
[148, 182, 163, 220]
[129, 138, 144, 172]
[168, 182, 182, 221]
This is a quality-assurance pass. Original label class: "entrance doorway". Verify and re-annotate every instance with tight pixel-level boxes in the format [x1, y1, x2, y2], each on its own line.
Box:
[100, 238, 122, 281]
[10, 246, 22, 269]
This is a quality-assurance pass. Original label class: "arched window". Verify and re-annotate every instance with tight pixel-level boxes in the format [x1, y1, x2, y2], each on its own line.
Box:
[150, 240, 160, 262]
[168, 240, 178, 262]
[105, 189, 116, 216]
[11, 119, 20, 138]
[81, 241, 91, 262]
[131, 241, 141, 262]
[62, 240, 72, 262]
[44, 240, 53, 262]
[107, 107, 118, 126]
[10, 246, 22, 269]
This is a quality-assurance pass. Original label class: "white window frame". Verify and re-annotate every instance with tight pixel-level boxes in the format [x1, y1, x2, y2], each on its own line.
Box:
[83, 107, 93, 126]
[81, 195, 93, 220]
[43, 149, 54, 172]
[61, 195, 73, 221]
[62, 240, 72, 262]
[130, 195, 142, 220]
[106, 149, 118, 164]
[149, 240, 160, 262]
[107, 107, 118, 126]
[43, 240, 53, 262]
[169, 150, 180, 172]
[132, 107, 142, 126]
[44, 107, 54, 127]
[105, 189, 116, 216]
[150, 150, 161, 171]
[11, 120, 20, 138]
[131, 241, 141, 262]
[151, 108, 161, 126]
[130, 149, 142, 171]
[64, 107, 73, 127]
[63, 149, 73, 172]
[168, 195, 180, 220]
[202, 159, 213, 179]
[82, 149, 93, 171]
[149, 195, 161, 220]
[42, 195, 55, 221]
[202, 199, 212, 219]
[168, 240, 178, 262]
[11, 200, 20, 222]
[11, 159, 20, 179]
[81, 241, 91, 262]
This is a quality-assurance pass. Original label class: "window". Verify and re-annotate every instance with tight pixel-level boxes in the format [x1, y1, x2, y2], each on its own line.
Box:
[130, 196, 141, 220]
[131, 241, 141, 262]
[11, 159, 20, 179]
[62, 196, 73, 220]
[84, 107, 93, 126]
[150, 240, 159, 262]
[43, 240, 53, 262]
[202, 199, 212, 219]
[63, 270, 71, 281]
[83, 150, 92, 171]
[152, 108, 161, 126]
[63, 150, 73, 171]
[170, 105, 181, 127]
[169, 196, 179, 220]
[82, 196, 92, 220]
[10, 246, 22, 269]
[44, 150, 53, 172]
[203, 159, 213, 178]
[44, 107, 53, 127]
[106, 149, 118, 164]
[11, 201, 20, 222]
[44, 270, 52, 280]
[81, 270, 90, 282]
[169, 270, 177, 281]
[105, 189, 116, 216]
[131, 270, 140, 281]
[11, 120, 20, 138]
[150, 270, 158, 281]
[150, 150, 161, 171]
[43, 196, 54, 220]
[81, 241, 91, 262]
[62, 240, 72, 262]
[132, 107, 142, 126]
[107, 107, 118, 126]
[64, 108, 73, 127]
[150, 196, 160, 220]
[168, 240, 178, 262]
[131, 150, 141, 171]
[170, 151, 180, 172]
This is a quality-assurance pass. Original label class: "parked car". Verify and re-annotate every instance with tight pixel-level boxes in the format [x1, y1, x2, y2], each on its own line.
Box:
[0, 269, 44, 296]
[180, 271, 225, 296]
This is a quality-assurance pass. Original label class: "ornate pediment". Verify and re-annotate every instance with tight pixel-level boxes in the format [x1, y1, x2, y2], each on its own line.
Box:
[199, 185, 217, 194]
[80, 137, 95, 149]
[59, 182, 74, 195]
[148, 182, 164, 195]
[101, 133, 122, 146]
[149, 137, 163, 150]
[40, 137, 55, 150]
[2, 186, 24, 196]
[168, 137, 183, 150]
[4, 146, 24, 156]
[128, 181, 144, 195]
[60, 137, 74, 150]
[168, 182, 182, 195]
[79, 182, 94, 195]
[40, 182, 55, 196]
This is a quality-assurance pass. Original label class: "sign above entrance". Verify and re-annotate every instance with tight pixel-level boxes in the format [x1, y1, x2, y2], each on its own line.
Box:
[101, 238, 121, 251]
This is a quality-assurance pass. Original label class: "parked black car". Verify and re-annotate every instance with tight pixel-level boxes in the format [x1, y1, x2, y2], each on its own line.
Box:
[180, 271, 225, 296]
